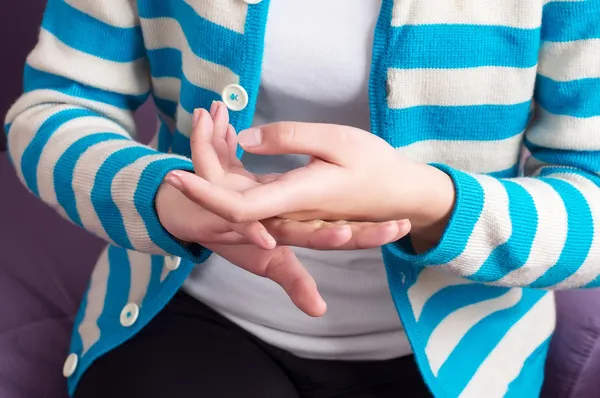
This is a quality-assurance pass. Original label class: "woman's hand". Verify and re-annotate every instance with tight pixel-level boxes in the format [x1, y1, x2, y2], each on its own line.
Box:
[162, 102, 411, 250]
[166, 120, 455, 249]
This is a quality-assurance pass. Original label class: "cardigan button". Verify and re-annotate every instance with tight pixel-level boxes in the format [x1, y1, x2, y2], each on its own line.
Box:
[243, 0, 263, 4]
[222, 84, 249, 112]
[63, 353, 78, 378]
[165, 256, 181, 271]
[120, 303, 140, 327]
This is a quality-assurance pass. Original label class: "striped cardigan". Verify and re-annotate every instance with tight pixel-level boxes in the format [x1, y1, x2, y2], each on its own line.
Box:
[5, 0, 600, 396]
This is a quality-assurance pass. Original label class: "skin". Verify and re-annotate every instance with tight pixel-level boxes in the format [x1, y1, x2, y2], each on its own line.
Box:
[167, 102, 456, 255]
[156, 102, 413, 317]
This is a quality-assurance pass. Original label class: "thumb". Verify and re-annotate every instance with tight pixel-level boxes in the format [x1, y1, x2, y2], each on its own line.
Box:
[238, 122, 360, 165]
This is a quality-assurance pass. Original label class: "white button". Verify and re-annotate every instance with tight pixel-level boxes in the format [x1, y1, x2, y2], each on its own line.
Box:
[243, 0, 262, 4]
[120, 303, 140, 327]
[166, 256, 181, 271]
[63, 353, 78, 378]
[221, 84, 249, 112]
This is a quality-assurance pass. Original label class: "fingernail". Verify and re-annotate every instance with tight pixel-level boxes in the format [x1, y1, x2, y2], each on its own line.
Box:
[192, 109, 200, 127]
[164, 171, 184, 190]
[209, 101, 218, 118]
[260, 229, 276, 248]
[238, 128, 262, 148]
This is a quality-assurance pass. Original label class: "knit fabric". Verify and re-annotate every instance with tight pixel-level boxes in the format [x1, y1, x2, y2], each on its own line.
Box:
[4, 0, 600, 397]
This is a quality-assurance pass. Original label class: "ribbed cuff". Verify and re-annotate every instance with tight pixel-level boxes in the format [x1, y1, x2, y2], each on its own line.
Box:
[386, 164, 484, 267]
[134, 156, 211, 264]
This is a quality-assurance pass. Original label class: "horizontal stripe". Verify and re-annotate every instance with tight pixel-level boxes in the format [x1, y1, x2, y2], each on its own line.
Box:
[528, 177, 592, 287]
[55, 133, 130, 226]
[525, 141, 600, 172]
[142, 19, 239, 93]
[386, 102, 532, 145]
[419, 284, 509, 343]
[437, 289, 545, 397]
[395, 133, 523, 174]
[172, 129, 193, 158]
[43, 0, 145, 62]
[65, 0, 139, 28]
[538, 39, 600, 81]
[6, 104, 61, 175]
[24, 65, 148, 110]
[471, 180, 539, 283]
[151, 77, 181, 104]
[97, 246, 131, 346]
[440, 175, 512, 275]
[28, 29, 150, 95]
[127, 251, 153, 304]
[536, 76, 600, 118]
[92, 147, 160, 248]
[182, 0, 248, 34]
[77, 247, 109, 355]
[21, 108, 98, 196]
[139, 0, 244, 75]
[460, 292, 554, 397]
[112, 153, 191, 253]
[527, 108, 600, 151]
[496, 179, 567, 286]
[147, 48, 182, 79]
[408, 268, 473, 321]
[389, 25, 540, 69]
[35, 115, 129, 206]
[426, 288, 522, 376]
[73, 140, 141, 243]
[488, 163, 521, 178]
[153, 97, 178, 120]
[392, 0, 543, 28]
[542, 173, 600, 289]
[5, 90, 137, 134]
[542, 0, 600, 42]
[388, 67, 535, 109]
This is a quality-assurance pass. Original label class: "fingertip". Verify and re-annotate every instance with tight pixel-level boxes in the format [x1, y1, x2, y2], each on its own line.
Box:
[396, 219, 412, 236]
[259, 229, 277, 250]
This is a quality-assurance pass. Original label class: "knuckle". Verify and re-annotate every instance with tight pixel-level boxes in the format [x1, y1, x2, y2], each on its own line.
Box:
[274, 122, 296, 146]
[227, 208, 249, 224]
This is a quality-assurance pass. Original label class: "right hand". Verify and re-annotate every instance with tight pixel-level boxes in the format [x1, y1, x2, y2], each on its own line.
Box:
[156, 102, 411, 316]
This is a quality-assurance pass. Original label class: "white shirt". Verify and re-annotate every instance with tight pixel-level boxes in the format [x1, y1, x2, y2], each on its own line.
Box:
[183, 0, 411, 360]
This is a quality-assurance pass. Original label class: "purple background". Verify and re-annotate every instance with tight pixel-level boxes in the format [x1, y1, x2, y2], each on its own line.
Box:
[2, 2, 600, 397]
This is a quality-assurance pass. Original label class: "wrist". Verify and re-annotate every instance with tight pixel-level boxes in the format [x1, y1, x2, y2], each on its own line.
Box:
[407, 164, 456, 246]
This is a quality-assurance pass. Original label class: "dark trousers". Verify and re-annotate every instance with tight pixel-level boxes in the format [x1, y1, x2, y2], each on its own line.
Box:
[76, 291, 432, 398]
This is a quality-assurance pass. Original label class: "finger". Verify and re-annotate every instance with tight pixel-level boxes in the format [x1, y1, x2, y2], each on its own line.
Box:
[263, 247, 326, 317]
[229, 220, 277, 250]
[190, 108, 224, 181]
[339, 220, 411, 250]
[212, 101, 229, 139]
[207, 244, 327, 317]
[256, 173, 281, 184]
[225, 124, 244, 168]
[263, 219, 352, 249]
[237, 122, 373, 165]
[210, 103, 234, 169]
[264, 219, 412, 250]
[165, 166, 314, 223]
[200, 231, 249, 245]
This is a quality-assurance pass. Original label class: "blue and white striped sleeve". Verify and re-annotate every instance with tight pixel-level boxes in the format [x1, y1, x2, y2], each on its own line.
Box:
[4, 0, 205, 261]
[388, 0, 600, 289]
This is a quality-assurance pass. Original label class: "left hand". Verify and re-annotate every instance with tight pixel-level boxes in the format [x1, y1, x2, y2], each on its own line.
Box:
[169, 122, 456, 245]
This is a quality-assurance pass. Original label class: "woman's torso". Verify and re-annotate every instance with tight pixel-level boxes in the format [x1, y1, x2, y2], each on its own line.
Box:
[182, 0, 412, 361]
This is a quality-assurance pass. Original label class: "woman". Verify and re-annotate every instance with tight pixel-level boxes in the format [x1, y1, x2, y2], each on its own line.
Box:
[5, 0, 599, 397]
